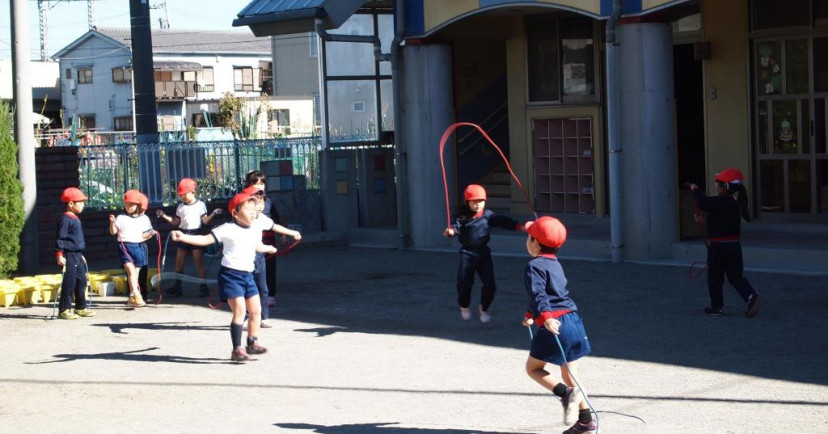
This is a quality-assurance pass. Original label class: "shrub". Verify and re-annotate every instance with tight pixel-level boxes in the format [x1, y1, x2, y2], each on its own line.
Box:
[0, 100, 24, 277]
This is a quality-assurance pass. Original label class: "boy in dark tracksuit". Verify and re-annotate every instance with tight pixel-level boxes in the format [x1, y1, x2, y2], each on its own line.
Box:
[690, 167, 761, 318]
[443, 184, 523, 322]
[55, 187, 95, 320]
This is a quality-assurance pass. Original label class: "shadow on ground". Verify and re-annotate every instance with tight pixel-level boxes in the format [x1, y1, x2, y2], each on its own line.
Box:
[275, 422, 524, 433]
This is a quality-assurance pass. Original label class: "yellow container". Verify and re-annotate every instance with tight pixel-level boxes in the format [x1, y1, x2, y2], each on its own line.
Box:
[88, 274, 111, 296]
[111, 276, 128, 295]
[39, 284, 57, 303]
[146, 269, 159, 293]
[19, 285, 40, 305]
[99, 268, 125, 275]
[0, 284, 17, 307]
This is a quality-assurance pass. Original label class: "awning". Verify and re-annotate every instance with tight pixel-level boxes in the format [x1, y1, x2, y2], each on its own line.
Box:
[233, 0, 366, 36]
[153, 61, 203, 71]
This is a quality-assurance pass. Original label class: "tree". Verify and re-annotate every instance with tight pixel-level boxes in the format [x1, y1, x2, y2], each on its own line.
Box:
[0, 100, 25, 277]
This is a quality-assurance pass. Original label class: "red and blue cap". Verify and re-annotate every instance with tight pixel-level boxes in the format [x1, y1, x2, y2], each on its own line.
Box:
[525, 216, 567, 248]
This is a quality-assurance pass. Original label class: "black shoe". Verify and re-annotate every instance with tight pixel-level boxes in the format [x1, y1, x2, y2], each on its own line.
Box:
[198, 285, 209, 297]
[704, 307, 724, 316]
[165, 286, 183, 297]
[745, 294, 762, 318]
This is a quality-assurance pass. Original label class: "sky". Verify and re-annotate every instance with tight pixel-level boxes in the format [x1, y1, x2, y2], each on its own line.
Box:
[0, 0, 254, 60]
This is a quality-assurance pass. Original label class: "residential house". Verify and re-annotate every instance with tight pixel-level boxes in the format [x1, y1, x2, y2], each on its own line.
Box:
[52, 27, 292, 138]
[0, 59, 61, 127]
[234, 0, 828, 260]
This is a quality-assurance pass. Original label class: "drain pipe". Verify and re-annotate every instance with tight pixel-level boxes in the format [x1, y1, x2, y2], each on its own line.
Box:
[606, 0, 623, 263]
[315, 5, 409, 249]
[389, 0, 408, 249]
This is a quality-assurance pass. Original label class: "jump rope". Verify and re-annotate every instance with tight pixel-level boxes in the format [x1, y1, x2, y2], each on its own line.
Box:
[440, 122, 646, 433]
[48, 260, 93, 320]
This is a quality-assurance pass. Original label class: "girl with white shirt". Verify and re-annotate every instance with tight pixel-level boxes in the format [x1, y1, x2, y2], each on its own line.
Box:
[171, 190, 277, 363]
[109, 189, 157, 308]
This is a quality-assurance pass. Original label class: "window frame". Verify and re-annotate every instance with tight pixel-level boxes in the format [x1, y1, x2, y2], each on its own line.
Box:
[77, 67, 93, 85]
[233, 66, 263, 92]
[111, 67, 132, 84]
[113, 116, 133, 132]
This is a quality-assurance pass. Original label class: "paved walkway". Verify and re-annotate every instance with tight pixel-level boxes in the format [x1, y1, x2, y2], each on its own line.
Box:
[1, 245, 826, 433]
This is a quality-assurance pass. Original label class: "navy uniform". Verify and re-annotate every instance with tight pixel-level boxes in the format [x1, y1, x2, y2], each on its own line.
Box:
[449, 187, 521, 315]
[56, 188, 90, 317]
[691, 168, 761, 317]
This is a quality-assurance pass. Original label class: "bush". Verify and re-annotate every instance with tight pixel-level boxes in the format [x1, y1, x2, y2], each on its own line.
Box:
[0, 100, 24, 277]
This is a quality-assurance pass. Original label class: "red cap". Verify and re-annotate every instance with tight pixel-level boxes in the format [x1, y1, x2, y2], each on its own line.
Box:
[715, 168, 744, 184]
[177, 178, 197, 196]
[228, 191, 258, 213]
[464, 184, 487, 201]
[123, 189, 143, 204]
[526, 216, 567, 248]
[139, 193, 149, 211]
[61, 187, 88, 203]
[240, 185, 264, 197]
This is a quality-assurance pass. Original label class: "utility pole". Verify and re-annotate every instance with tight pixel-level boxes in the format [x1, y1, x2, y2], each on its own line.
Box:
[129, 0, 160, 200]
[11, 0, 39, 273]
[38, 1, 48, 61]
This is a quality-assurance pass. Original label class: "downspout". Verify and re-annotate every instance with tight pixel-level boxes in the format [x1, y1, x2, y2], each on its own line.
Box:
[315, 5, 409, 248]
[606, 0, 623, 263]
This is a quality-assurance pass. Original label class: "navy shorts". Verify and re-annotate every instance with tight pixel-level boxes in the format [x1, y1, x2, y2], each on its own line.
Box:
[530, 312, 591, 365]
[175, 229, 204, 252]
[217, 266, 258, 302]
[119, 242, 148, 267]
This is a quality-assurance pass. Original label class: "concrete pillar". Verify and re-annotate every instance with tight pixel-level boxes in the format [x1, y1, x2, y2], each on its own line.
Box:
[402, 44, 455, 248]
[618, 23, 678, 259]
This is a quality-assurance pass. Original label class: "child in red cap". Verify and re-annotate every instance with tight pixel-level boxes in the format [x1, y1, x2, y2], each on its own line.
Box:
[55, 187, 95, 319]
[690, 168, 761, 318]
[171, 190, 277, 363]
[522, 216, 595, 434]
[443, 184, 524, 322]
[156, 178, 223, 297]
[109, 189, 156, 308]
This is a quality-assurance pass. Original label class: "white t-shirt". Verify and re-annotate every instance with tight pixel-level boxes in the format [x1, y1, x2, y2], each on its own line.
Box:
[175, 200, 207, 230]
[211, 222, 263, 272]
[115, 214, 153, 243]
[252, 214, 275, 232]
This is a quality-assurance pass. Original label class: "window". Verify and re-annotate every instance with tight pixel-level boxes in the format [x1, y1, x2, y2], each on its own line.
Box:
[526, 15, 597, 103]
[268, 109, 291, 134]
[751, 0, 809, 30]
[233, 67, 262, 92]
[196, 67, 214, 92]
[112, 67, 132, 83]
[77, 115, 95, 129]
[77, 67, 93, 84]
[113, 116, 133, 131]
[192, 112, 219, 127]
[65, 69, 72, 79]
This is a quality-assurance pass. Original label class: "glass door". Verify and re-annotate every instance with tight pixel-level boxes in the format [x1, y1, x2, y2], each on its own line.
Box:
[753, 37, 828, 219]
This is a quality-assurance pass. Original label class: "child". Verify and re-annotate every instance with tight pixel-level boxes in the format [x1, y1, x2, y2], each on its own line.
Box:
[171, 190, 277, 363]
[690, 168, 761, 318]
[109, 189, 156, 308]
[244, 185, 301, 328]
[245, 170, 281, 307]
[156, 178, 222, 297]
[522, 216, 595, 434]
[55, 187, 95, 319]
[443, 184, 523, 322]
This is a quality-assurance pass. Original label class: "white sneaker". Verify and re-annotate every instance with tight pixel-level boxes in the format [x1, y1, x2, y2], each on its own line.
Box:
[459, 307, 471, 320]
[479, 306, 491, 323]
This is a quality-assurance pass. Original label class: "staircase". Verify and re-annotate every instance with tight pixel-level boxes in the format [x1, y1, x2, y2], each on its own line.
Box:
[477, 162, 512, 213]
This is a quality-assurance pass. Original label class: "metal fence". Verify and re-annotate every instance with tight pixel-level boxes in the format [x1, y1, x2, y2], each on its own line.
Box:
[78, 137, 322, 210]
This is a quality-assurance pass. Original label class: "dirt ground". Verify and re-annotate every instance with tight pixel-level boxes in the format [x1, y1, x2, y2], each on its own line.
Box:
[0, 245, 826, 433]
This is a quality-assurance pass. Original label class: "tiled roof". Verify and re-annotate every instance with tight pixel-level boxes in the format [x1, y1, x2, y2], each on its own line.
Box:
[95, 27, 271, 54]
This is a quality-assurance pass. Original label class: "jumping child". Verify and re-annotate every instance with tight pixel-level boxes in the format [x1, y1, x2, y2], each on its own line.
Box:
[171, 190, 277, 362]
[55, 187, 95, 319]
[109, 189, 156, 308]
[156, 178, 222, 297]
[690, 168, 761, 318]
[443, 184, 523, 322]
[522, 216, 594, 434]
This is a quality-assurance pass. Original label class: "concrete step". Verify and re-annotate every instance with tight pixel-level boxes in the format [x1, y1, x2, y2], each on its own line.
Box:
[485, 196, 511, 210]
[486, 184, 511, 197]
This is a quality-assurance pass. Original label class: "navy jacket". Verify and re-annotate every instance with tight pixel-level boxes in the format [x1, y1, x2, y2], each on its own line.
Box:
[692, 189, 741, 238]
[56, 212, 86, 253]
[451, 209, 520, 252]
[524, 255, 578, 320]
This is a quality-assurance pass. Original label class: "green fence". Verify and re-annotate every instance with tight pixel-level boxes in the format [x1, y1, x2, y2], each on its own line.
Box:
[78, 137, 322, 210]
